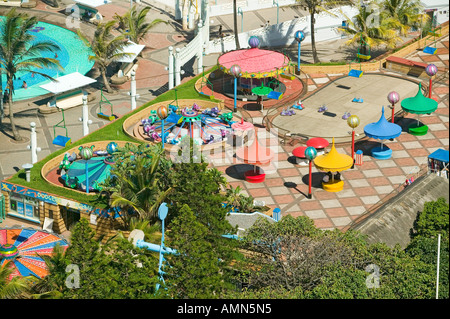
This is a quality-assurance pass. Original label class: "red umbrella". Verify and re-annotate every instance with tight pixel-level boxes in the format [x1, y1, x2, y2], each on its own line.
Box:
[306, 137, 329, 154]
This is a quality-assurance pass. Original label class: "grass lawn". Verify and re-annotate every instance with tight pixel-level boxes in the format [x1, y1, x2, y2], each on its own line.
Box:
[5, 66, 219, 207]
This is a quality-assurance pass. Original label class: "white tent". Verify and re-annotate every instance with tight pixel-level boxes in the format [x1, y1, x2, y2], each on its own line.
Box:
[116, 41, 146, 63]
[40, 72, 96, 95]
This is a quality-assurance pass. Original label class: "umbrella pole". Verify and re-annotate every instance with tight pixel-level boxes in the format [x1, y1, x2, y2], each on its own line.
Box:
[381, 141, 384, 150]
[332, 173, 335, 183]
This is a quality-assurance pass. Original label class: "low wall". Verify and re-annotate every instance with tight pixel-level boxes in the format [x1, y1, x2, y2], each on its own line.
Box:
[40, 140, 136, 195]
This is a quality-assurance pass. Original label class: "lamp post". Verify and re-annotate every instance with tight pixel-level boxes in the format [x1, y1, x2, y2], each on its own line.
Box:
[230, 64, 241, 113]
[237, 7, 243, 32]
[305, 146, 317, 199]
[294, 30, 305, 73]
[387, 91, 400, 123]
[347, 115, 360, 168]
[79, 146, 94, 194]
[425, 64, 438, 99]
[273, 0, 279, 24]
[156, 202, 169, 291]
[79, 95, 92, 136]
[157, 105, 168, 150]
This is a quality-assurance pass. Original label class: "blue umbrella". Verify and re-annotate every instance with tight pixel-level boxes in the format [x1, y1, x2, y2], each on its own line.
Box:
[364, 106, 402, 158]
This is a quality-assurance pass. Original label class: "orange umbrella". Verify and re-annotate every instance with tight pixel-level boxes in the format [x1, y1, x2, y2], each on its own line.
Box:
[236, 132, 274, 182]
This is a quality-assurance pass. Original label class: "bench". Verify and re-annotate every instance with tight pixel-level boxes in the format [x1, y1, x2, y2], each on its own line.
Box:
[385, 56, 428, 78]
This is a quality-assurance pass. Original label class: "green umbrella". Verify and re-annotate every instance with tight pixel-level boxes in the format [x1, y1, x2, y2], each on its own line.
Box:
[401, 83, 438, 135]
[252, 84, 273, 111]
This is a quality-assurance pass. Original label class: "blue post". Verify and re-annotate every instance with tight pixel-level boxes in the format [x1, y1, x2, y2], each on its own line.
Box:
[233, 77, 237, 112]
[156, 203, 169, 292]
[297, 41, 301, 72]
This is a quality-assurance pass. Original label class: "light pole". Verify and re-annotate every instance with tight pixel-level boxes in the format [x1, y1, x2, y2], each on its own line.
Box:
[230, 64, 241, 113]
[79, 95, 92, 136]
[347, 115, 360, 169]
[294, 30, 305, 73]
[27, 122, 41, 164]
[425, 64, 438, 99]
[273, 0, 279, 24]
[387, 91, 400, 123]
[79, 146, 94, 194]
[157, 105, 168, 150]
[305, 146, 317, 199]
[156, 202, 169, 292]
[237, 7, 243, 32]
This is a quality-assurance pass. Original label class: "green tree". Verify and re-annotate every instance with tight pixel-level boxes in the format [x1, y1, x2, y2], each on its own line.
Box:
[382, 0, 429, 36]
[412, 197, 449, 239]
[100, 143, 173, 226]
[166, 205, 228, 298]
[0, 8, 62, 140]
[339, 1, 402, 56]
[77, 20, 132, 93]
[0, 263, 33, 299]
[114, 5, 167, 44]
[298, 0, 354, 63]
[37, 218, 161, 299]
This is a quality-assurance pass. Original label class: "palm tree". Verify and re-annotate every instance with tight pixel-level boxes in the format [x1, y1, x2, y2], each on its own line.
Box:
[382, 0, 428, 36]
[77, 20, 132, 93]
[29, 244, 66, 299]
[0, 8, 62, 141]
[233, 0, 240, 49]
[298, 0, 354, 63]
[114, 5, 167, 44]
[101, 143, 173, 226]
[339, 2, 402, 56]
[0, 263, 33, 298]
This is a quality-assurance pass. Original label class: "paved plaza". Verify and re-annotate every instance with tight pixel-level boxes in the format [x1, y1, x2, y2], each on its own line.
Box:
[0, 1, 448, 231]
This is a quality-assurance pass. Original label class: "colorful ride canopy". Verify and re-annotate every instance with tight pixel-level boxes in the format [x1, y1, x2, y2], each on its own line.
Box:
[314, 138, 353, 172]
[0, 228, 69, 279]
[364, 106, 402, 140]
[218, 47, 290, 79]
[401, 83, 438, 115]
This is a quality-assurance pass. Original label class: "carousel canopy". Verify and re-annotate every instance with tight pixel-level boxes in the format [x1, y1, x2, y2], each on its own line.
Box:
[364, 106, 402, 140]
[236, 133, 274, 165]
[314, 138, 353, 172]
[218, 48, 290, 79]
[401, 83, 438, 114]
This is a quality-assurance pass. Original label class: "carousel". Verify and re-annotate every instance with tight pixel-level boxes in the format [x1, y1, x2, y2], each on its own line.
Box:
[215, 36, 290, 103]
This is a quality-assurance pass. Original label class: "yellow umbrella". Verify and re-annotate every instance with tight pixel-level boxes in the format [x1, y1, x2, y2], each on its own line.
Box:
[314, 137, 353, 172]
[313, 138, 353, 192]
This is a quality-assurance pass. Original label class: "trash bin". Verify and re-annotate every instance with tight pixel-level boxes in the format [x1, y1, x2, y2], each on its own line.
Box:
[355, 150, 363, 165]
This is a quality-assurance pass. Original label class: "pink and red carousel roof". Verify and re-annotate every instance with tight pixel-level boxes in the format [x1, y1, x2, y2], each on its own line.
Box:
[218, 37, 290, 79]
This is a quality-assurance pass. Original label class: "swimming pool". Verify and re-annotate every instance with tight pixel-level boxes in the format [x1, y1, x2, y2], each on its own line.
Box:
[0, 17, 95, 101]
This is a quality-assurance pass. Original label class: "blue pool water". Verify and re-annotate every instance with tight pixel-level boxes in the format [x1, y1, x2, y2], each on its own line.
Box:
[0, 18, 95, 101]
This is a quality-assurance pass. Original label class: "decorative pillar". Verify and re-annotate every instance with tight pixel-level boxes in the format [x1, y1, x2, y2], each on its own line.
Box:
[157, 105, 169, 150]
[305, 147, 317, 199]
[130, 71, 137, 110]
[168, 46, 174, 90]
[197, 21, 204, 75]
[347, 115, 360, 168]
[425, 64, 438, 99]
[27, 122, 41, 164]
[79, 95, 92, 136]
[175, 48, 181, 87]
[294, 30, 305, 73]
[387, 91, 400, 123]
[230, 64, 241, 112]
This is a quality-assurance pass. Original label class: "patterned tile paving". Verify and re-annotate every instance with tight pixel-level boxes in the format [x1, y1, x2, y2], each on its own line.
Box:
[207, 35, 449, 230]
